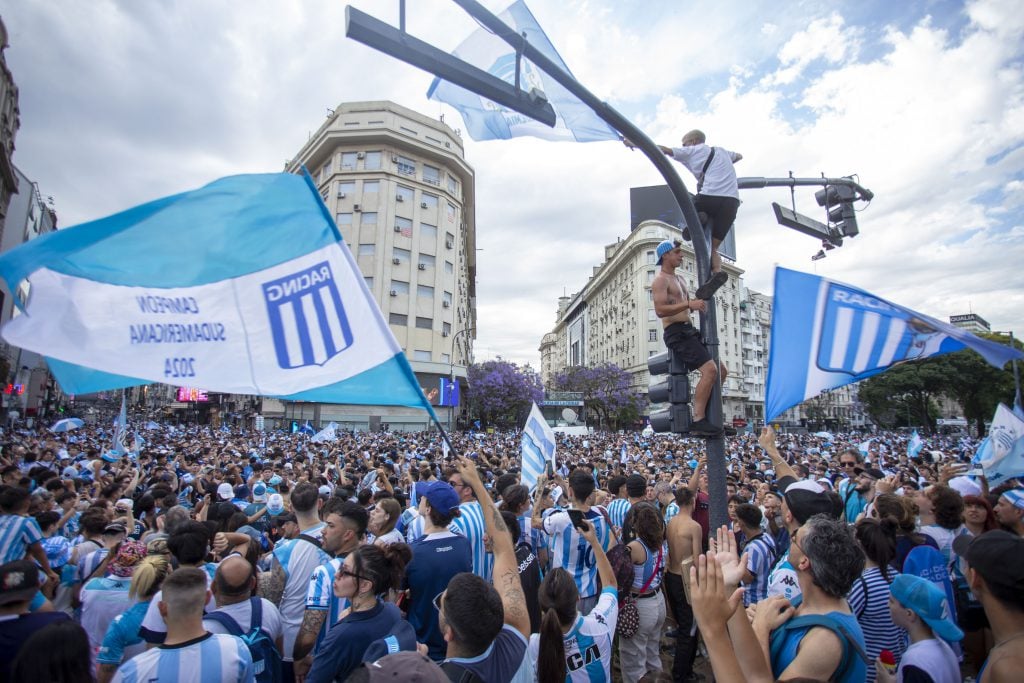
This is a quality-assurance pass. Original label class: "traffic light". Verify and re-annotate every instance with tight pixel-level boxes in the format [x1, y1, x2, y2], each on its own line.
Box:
[647, 350, 692, 433]
[815, 184, 858, 238]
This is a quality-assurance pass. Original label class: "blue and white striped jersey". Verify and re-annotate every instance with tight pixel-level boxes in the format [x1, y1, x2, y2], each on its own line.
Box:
[450, 500, 492, 581]
[663, 502, 680, 524]
[0, 514, 43, 564]
[606, 499, 631, 535]
[542, 508, 611, 599]
[305, 555, 351, 651]
[111, 632, 254, 683]
[528, 587, 619, 682]
[741, 533, 776, 606]
[404, 513, 427, 543]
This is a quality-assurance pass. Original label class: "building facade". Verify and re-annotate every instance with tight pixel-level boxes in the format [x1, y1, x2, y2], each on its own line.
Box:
[277, 101, 477, 431]
[949, 313, 990, 335]
[0, 18, 19, 248]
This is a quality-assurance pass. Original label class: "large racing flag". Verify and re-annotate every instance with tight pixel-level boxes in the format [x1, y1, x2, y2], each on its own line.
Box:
[766, 267, 1023, 421]
[0, 173, 438, 419]
[427, 0, 618, 142]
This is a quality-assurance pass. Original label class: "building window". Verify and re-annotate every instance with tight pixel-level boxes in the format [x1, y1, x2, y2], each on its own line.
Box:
[337, 181, 355, 196]
[446, 203, 458, 225]
[360, 212, 377, 226]
[416, 316, 433, 330]
[358, 244, 375, 256]
[389, 313, 408, 326]
[445, 231, 455, 247]
[441, 353, 451, 364]
[418, 253, 436, 269]
[364, 276, 373, 289]
[444, 261, 454, 274]
[390, 280, 409, 295]
[646, 251, 655, 265]
[413, 350, 431, 362]
[423, 165, 441, 186]
[447, 174, 459, 195]
[340, 152, 358, 170]
[443, 291, 453, 306]
[364, 151, 382, 170]
[648, 329, 658, 342]
[320, 159, 332, 179]
[336, 213, 353, 227]
[395, 217, 413, 237]
[421, 223, 438, 240]
[421, 193, 439, 210]
[396, 156, 416, 176]
[396, 185, 415, 203]
[647, 270, 655, 285]
[443, 322, 452, 335]
[392, 247, 410, 262]
[362, 180, 379, 194]
[417, 285, 434, 299]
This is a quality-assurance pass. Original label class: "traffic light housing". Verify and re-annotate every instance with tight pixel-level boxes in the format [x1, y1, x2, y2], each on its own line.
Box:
[815, 184, 858, 238]
[648, 350, 692, 433]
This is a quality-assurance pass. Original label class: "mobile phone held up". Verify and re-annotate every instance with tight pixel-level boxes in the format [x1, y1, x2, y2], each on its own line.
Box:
[567, 509, 588, 531]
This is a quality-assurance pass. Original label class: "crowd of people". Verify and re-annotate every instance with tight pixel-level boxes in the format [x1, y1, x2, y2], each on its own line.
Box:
[0, 417, 1021, 682]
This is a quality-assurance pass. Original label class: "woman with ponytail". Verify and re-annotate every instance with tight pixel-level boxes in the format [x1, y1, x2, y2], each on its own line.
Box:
[848, 516, 905, 683]
[96, 553, 172, 683]
[306, 542, 416, 683]
[529, 518, 617, 682]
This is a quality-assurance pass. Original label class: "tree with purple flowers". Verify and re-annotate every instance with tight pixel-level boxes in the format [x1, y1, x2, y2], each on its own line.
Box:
[551, 363, 648, 431]
[466, 358, 544, 429]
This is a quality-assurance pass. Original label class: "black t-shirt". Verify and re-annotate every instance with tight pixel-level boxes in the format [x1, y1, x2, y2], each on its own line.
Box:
[0, 611, 71, 680]
[515, 541, 542, 634]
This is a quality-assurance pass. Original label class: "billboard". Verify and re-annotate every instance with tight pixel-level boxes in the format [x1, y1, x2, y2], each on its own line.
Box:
[439, 377, 460, 407]
[176, 387, 209, 402]
[629, 185, 737, 262]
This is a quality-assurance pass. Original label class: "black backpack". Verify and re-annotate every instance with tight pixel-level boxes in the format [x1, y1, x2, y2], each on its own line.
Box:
[204, 597, 283, 683]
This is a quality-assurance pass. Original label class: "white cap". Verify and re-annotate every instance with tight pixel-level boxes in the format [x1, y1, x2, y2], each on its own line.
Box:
[267, 493, 285, 516]
[948, 476, 982, 498]
[217, 482, 234, 500]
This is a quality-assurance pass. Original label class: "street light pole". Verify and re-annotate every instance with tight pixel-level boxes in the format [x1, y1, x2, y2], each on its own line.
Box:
[449, 326, 475, 431]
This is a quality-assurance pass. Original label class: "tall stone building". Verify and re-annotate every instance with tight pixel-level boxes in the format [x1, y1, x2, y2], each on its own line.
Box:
[0, 18, 19, 247]
[277, 101, 477, 431]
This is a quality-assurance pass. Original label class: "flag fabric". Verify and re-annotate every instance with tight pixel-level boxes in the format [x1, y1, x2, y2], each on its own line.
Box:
[299, 421, 315, 436]
[979, 404, 1024, 486]
[311, 421, 338, 443]
[907, 430, 924, 459]
[521, 402, 556, 491]
[858, 439, 873, 458]
[0, 173, 438, 421]
[620, 443, 628, 464]
[111, 392, 128, 456]
[765, 267, 1024, 420]
[427, 0, 618, 143]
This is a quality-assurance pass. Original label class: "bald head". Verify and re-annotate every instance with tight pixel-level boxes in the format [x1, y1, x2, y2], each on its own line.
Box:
[682, 129, 706, 146]
[213, 555, 255, 604]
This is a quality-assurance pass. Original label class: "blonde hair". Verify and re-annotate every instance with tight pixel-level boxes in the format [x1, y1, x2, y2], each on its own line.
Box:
[129, 554, 171, 601]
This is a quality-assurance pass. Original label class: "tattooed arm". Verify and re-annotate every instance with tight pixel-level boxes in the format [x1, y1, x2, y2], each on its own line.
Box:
[455, 456, 530, 638]
[293, 608, 327, 660]
[262, 555, 287, 605]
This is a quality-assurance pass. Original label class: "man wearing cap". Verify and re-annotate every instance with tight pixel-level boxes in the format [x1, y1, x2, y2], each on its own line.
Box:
[404, 481, 471, 660]
[625, 129, 741, 295]
[879, 573, 963, 683]
[0, 559, 71, 680]
[993, 488, 1024, 536]
[652, 239, 728, 436]
[952, 530, 1024, 682]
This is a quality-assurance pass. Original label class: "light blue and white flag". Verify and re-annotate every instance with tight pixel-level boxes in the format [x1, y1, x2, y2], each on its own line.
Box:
[427, 0, 618, 143]
[0, 173, 438, 420]
[521, 402, 556, 491]
[311, 421, 338, 443]
[620, 443, 628, 464]
[858, 438, 873, 459]
[765, 267, 1024, 420]
[907, 430, 924, 459]
[111, 392, 128, 456]
[980, 403, 1024, 486]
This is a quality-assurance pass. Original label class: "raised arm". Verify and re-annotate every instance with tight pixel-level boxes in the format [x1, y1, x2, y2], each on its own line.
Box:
[580, 519, 615, 593]
[758, 427, 797, 482]
[456, 456, 530, 637]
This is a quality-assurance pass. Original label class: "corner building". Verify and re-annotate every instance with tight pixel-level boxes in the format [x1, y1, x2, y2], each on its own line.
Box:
[277, 101, 477, 431]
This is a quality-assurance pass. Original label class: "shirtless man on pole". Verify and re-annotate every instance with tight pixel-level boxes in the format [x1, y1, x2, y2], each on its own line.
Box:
[652, 239, 727, 435]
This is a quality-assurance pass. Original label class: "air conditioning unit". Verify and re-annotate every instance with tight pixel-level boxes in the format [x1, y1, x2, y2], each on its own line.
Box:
[389, 290, 398, 297]
[417, 263, 426, 270]
[420, 202, 428, 209]
[392, 155, 399, 163]
[445, 240, 453, 249]
[394, 225, 403, 232]
[337, 191, 346, 198]
[442, 301, 451, 308]
[392, 258, 401, 265]
[442, 331, 450, 337]
[396, 195, 404, 202]
[356, 152, 365, 159]
[353, 204, 361, 212]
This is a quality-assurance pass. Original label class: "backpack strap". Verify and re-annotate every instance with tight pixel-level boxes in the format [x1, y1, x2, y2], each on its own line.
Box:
[441, 661, 485, 683]
[697, 147, 716, 193]
[296, 533, 322, 549]
[249, 596, 263, 629]
[204, 608, 244, 637]
[596, 506, 619, 545]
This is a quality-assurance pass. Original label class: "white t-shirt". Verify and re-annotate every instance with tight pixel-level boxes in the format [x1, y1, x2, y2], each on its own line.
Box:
[140, 564, 218, 643]
[202, 597, 284, 643]
[528, 587, 618, 683]
[898, 637, 960, 683]
[669, 144, 741, 198]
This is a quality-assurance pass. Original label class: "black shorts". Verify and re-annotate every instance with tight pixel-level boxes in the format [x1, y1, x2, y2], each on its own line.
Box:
[663, 322, 711, 370]
[695, 194, 740, 241]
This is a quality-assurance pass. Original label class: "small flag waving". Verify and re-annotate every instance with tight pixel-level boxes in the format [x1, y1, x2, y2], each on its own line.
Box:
[521, 402, 556, 491]
[112, 392, 128, 456]
[766, 267, 1023, 420]
[907, 430, 924, 459]
[0, 173, 438, 420]
[311, 421, 338, 443]
[428, 0, 618, 143]
[979, 404, 1024, 486]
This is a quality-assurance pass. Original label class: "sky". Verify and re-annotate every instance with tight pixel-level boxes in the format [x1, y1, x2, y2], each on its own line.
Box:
[4, 0, 1022, 369]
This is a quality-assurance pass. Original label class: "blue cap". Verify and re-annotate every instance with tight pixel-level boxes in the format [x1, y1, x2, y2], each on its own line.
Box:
[656, 239, 678, 265]
[890, 574, 963, 642]
[419, 481, 460, 515]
